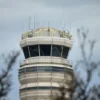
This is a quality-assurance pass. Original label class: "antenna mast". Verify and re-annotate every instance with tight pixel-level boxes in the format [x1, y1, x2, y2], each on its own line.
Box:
[62, 20, 66, 32]
[34, 15, 36, 29]
[28, 16, 32, 30]
[69, 21, 71, 33]
[48, 21, 50, 28]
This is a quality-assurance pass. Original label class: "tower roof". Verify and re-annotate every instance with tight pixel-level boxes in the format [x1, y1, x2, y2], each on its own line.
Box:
[22, 27, 72, 40]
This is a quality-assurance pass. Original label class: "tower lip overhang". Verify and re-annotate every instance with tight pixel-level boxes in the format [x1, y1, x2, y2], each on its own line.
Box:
[20, 37, 73, 48]
[20, 56, 72, 67]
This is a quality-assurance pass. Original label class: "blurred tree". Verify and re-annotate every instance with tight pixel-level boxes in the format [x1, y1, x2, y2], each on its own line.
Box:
[0, 51, 20, 100]
[53, 27, 100, 100]
[73, 27, 100, 100]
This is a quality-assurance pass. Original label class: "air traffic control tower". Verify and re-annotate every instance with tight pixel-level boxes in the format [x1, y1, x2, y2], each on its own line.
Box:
[19, 27, 73, 100]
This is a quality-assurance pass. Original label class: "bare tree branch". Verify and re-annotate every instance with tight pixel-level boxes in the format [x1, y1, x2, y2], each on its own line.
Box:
[0, 51, 20, 100]
[53, 27, 100, 100]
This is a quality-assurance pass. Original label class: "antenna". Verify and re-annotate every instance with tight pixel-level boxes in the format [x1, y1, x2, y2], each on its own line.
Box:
[28, 16, 31, 30]
[35, 14, 37, 29]
[21, 21, 24, 33]
[47, 21, 50, 36]
[42, 20, 44, 27]
[21, 21, 24, 39]
[34, 15, 36, 29]
[48, 21, 50, 28]
[69, 21, 71, 33]
[62, 20, 66, 32]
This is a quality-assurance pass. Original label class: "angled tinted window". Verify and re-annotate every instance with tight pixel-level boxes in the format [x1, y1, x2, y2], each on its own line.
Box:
[29, 45, 39, 57]
[62, 46, 69, 58]
[40, 45, 51, 56]
[22, 46, 29, 58]
[52, 45, 62, 57]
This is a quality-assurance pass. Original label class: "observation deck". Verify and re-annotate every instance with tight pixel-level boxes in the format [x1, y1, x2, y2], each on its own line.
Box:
[21, 27, 72, 40]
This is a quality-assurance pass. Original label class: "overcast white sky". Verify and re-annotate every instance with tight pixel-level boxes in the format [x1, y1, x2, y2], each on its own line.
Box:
[0, 0, 100, 100]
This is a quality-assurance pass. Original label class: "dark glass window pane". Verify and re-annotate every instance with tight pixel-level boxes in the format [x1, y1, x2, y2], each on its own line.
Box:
[65, 68, 73, 73]
[52, 67, 64, 72]
[40, 45, 51, 56]
[38, 69, 52, 72]
[38, 87, 52, 90]
[27, 87, 37, 90]
[19, 66, 67, 74]
[20, 87, 57, 92]
[29, 45, 39, 57]
[26, 67, 37, 72]
[38, 66, 52, 72]
[19, 69, 25, 75]
[62, 46, 69, 58]
[22, 46, 29, 58]
[20, 88, 26, 92]
[38, 66, 52, 69]
[52, 67, 64, 70]
[52, 45, 62, 57]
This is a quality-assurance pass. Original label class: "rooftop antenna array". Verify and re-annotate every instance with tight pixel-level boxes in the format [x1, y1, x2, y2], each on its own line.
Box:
[34, 15, 36, 30]
[42, 20, 44, 28]
[28, 15, 38, 30]
[35, 14, 40, 29]
[48, 21, 50, 28]
[69, 20, 71, 33]
[62, 20, 66, 32]
[28, 16, 32, 30]
[21, 21, 24, 34]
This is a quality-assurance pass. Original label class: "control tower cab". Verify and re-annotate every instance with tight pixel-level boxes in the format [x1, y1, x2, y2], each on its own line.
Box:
[19, 27, 73, 100]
